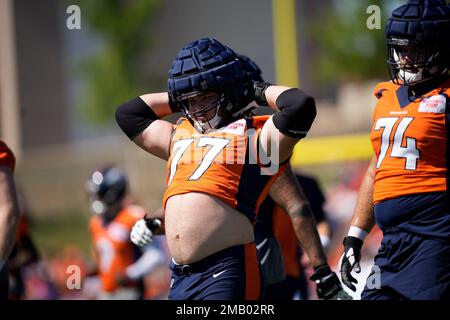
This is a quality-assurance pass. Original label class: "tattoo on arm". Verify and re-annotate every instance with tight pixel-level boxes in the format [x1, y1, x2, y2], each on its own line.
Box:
[269, 165, 327, 267]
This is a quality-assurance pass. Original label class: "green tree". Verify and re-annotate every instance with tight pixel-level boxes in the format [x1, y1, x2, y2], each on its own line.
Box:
[310, 0, 402, 86]
[73, 0, 160, 124]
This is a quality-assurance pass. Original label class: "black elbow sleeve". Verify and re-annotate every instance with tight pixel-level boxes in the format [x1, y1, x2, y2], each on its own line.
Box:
[272, 88, 317, 138]
[115, 97, 158, 140]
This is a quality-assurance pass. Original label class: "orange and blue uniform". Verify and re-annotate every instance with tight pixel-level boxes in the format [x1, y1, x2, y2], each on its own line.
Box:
[163, 116, 287, 300]
[363, 79, 450, 299]
[256, 174, 328, 300]
[89, 205, 145, 294]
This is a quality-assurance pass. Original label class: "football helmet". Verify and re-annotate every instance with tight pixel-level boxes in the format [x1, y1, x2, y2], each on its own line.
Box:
[168, 38, 253, 132]
[386, 0, 450, 86]
[86, 166, 127, 218]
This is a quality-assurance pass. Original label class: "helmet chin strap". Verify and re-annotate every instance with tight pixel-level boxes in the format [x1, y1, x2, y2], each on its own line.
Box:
[192, 105, 223, 133]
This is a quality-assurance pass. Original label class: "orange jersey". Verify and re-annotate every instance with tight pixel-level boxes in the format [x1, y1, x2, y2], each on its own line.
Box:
[163, 116, 287, 222]
[89, 205, 145, 292]
[0, 140, 15, 171]
[272, 206, 300, 278]
[370, 79, 450, 204]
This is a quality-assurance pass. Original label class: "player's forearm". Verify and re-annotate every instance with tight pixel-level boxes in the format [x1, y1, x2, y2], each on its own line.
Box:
[263, 85, 292, 108]
[290, 204, 327, 267]
[0, 168, 19, 263]
[269, 166, 327, 267]
[139, 92, 174, 118]
[349, 157, 377, 236]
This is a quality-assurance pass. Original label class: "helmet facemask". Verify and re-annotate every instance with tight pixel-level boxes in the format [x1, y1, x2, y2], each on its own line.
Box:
[388, 37, 449, 86]
[177, 90, 232, 133]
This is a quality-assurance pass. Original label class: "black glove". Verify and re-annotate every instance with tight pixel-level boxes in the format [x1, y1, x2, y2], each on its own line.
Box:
[340, 236, 363, 291]
[168, 92, 182, 113]
[145, 218, 162, 232]
[253, 81, 272, 106]
[310, 264, 347, 300]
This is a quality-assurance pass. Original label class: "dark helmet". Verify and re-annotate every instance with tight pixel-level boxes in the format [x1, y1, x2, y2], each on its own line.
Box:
[386, 0, 450, 86]
[238, 54, 264, 83]
[86, 166, 127, 216]
[168, 38, 253, 132]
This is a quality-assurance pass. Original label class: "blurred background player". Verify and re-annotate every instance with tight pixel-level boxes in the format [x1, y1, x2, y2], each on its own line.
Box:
[85, 166, 166, 300]
[269, 171, 332, 300]
[340, 0, 450, 300]
[239, 54, 343, 300]
[0, 140, 20, 300]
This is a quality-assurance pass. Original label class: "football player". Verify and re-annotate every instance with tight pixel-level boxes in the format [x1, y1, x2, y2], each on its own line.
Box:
[0, 140, 19, 300]
[340, 0, 450, 299]
[116, 37, 339, 300]
[265, 170, 335, 300]
[86, 166, 165, 299]
[238, 55, 347, 300]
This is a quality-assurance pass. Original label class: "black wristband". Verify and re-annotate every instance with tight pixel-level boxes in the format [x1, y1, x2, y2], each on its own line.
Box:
[115, 97, 158, 140]
[254, 81, 272, 106]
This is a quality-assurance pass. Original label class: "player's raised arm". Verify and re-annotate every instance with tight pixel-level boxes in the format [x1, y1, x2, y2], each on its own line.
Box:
[257, 83, 317, 162]
[115, 92, 177, 160]
[269, 164, 351, 300]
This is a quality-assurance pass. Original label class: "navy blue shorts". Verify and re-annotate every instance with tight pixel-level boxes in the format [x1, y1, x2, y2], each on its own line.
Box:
[168, 243, 262, 300]
[361, 228, 450, 300]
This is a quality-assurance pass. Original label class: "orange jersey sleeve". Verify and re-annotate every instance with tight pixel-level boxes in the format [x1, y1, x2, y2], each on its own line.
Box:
[370, 79, 450, 203]
[0, 140, 16, 171]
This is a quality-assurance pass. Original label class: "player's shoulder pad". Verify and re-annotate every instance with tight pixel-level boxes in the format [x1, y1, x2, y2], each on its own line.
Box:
[373, 81, 397, 100]
[373, 81, 399, 99]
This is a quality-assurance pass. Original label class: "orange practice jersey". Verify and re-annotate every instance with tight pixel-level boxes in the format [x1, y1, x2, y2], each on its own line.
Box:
[163, 116, 287, 222]
[370, 79, 450, 204]
[0, 140, 16, 171]
[89, 205, 145, 292]
[272, 206, 300, 278]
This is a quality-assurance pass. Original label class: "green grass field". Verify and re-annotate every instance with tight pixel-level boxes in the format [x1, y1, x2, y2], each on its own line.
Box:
[30, 210, 92, 259]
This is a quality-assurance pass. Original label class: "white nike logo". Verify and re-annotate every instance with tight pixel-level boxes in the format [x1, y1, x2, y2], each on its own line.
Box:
[212, 270, 227, 278]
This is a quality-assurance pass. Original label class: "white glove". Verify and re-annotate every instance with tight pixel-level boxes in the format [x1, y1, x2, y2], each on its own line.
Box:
[130, 219, 153, 247]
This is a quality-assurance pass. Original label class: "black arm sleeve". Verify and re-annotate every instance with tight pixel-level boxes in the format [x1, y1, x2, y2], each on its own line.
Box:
[272, 88, 317, 138]
[115, 97, 158, 140]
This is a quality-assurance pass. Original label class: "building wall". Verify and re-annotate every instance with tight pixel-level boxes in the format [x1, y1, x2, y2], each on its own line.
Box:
[14, 0, 69, 148]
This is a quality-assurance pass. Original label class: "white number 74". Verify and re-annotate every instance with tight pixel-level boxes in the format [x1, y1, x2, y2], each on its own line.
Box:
[374, 117, 419, 170]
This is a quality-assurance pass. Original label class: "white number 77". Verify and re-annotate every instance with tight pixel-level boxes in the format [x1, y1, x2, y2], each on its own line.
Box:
[374, 117, 419, 170]
[168, 137, 230, 186]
